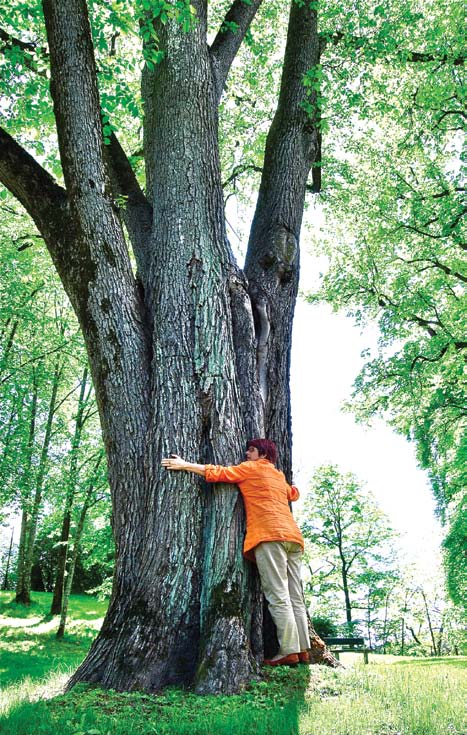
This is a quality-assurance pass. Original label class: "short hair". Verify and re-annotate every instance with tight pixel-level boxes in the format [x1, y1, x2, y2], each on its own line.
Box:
[247, 439, 278, 464]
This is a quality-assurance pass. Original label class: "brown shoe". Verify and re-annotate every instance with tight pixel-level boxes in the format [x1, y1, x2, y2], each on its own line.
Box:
[298, 651, 311, 664]
[263, 653, 299, 667]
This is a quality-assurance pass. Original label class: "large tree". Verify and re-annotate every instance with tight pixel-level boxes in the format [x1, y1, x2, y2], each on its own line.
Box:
[0, 0, 322, 694]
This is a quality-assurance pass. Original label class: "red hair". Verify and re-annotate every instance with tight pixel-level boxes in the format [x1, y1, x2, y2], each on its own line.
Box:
[247, 439, 278, 464]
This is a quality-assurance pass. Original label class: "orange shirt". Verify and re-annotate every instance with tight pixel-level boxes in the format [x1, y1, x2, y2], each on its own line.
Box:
[204, 458, 304, 561]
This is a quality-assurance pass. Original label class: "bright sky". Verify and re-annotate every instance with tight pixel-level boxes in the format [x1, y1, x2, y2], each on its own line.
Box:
[290, 250, 444, 569]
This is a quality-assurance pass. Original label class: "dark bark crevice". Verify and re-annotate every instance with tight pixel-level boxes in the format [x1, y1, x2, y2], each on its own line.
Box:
[103, 132, 153, 285]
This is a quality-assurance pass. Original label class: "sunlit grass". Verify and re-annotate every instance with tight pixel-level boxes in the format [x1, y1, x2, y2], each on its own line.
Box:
[1, 592, 465, 735]
[300, 660, 466, 735]
[0, 590, 105, 704]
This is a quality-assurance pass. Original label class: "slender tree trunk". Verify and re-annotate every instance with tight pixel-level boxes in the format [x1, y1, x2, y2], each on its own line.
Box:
[51, 366, 89, 615]
[408, 625, 423, 646]
[436, 616, 444, 656]
[0, 396, 24, 481]
[56, 456, 102, 638]
[0, 319, 18, 373]
[15, 377, 38, 604]
[340, 561, 352, 625]
[421, 589, 438, 656]
[2, 528, 14, 590]
[366, 592, 372, 649]
[16, 360, 61, 604]
[382, 592, 390, 653]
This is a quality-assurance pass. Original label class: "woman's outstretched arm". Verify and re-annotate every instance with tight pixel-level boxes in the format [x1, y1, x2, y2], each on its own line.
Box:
[161, 454, 206, 477]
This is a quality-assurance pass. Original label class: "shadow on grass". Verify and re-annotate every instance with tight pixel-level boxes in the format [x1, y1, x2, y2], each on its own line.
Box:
[391, 656, 467, 669]
[0, 598, 44, 619]
[0, 634, 90, 687]
[1, 665, 311, 735]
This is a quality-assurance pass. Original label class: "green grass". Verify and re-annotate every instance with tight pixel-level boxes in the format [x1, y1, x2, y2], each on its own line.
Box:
[301, 659, 466, 735]
[0, 591, 107, 690]
[1, 592, 465, 735]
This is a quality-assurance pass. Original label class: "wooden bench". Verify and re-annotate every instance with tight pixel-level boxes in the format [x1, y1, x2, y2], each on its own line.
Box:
[322, 637, 369, 664]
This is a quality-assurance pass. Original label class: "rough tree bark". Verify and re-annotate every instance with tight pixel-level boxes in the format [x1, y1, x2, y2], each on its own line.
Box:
[0, 0, 335, 692]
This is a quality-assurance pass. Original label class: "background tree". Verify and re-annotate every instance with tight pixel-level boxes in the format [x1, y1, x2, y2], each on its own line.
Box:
[0, 207, 109, 607]
[302, 465, 399, 639]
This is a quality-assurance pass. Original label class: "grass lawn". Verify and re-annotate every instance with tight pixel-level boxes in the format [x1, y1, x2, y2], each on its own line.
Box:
[1, 591, 465, 735]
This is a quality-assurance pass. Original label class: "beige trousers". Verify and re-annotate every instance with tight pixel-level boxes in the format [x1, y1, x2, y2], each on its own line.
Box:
[254, 540, 311, 656]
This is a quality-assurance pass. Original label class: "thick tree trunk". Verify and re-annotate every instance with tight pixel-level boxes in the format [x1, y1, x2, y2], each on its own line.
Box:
[68, 3, 262, 694]
[2, 0, 333, 693]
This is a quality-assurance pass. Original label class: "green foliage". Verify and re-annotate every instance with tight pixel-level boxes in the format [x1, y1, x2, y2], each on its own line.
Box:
[302, 464, 399, 636]
[0, 201, 111, 599]
[443, 495, 467, 611]
[307, 0, 465, 609]
[310, 615, 338, 638]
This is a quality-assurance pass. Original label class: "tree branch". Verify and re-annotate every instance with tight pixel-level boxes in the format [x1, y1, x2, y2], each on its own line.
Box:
[410, 342, 467, 371]
[210, 0, 264, 103]
[0, 27, 48, 77]
[222, 162, 263, 189]
[319, 32, 465, 66]
[244, 1, 321, 479]
[0, 27, 36, 53]
[41, 0, 151, 460]
[395, 256, 467, 284]
[0, 126, 70, 242]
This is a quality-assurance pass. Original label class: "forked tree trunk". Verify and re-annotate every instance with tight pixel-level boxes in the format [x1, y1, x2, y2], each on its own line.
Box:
[1, 0, 336, 692]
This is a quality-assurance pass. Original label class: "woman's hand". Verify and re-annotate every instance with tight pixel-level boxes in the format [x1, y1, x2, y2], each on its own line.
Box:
[161, 454, 187, 471]
[161, 455, 207, 477]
